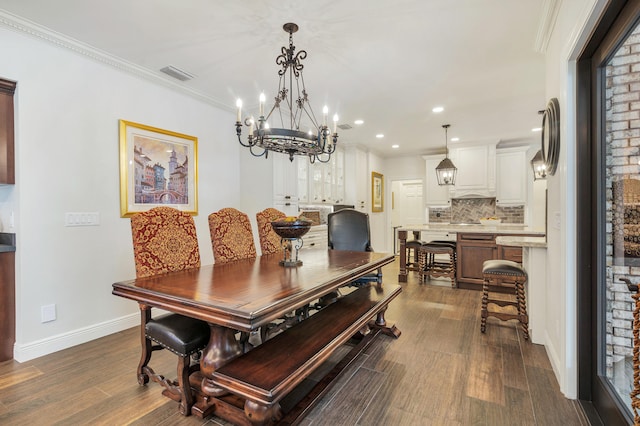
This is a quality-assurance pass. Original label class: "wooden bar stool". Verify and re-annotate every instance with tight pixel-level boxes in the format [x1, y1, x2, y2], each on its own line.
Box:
[405, 239, 425, 271]
[480, 259, 529, 340]
[418, 242, 457, 287]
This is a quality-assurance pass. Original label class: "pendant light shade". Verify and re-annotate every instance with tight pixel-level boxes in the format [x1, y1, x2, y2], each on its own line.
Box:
[436, 124, 457, 185]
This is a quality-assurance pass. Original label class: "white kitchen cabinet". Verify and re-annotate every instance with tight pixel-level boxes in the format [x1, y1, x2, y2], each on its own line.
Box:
[299, 225, 328, 250]
[345, 147, 368, 212]
[496, 146, 528, 205]
[449, 144, 497, 196]
[297, 157, 309, 203]
[423, 154, 451, 206]
[306, 147, 345, 204]
[273, 154, 299, 215]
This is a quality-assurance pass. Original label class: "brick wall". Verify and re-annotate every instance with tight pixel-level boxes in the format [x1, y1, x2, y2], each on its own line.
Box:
[604, 25, 640, 379]
[428, 198, 524, 224]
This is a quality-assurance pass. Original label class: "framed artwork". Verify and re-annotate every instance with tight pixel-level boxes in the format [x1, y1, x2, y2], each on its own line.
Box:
[372, 171, 384, 213]
[119, 120, 198, 217]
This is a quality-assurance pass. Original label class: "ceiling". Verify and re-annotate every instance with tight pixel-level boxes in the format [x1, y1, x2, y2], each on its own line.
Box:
[0, 0, 549, 158]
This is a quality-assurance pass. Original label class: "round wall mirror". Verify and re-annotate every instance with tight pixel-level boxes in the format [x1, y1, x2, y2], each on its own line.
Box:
[541, 97, 560, 175]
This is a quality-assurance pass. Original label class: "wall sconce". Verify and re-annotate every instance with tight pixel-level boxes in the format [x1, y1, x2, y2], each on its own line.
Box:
[531, 149, 547, 180]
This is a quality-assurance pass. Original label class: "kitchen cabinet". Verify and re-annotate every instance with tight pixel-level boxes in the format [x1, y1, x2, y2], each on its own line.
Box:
[303, 147, 345, 204]
[423, 154, 451, 206]
[273, 154, 299, 216]
[449, 144, 496, 196]
[0, 79, 16, 185]
[496, 147, 528, 205]
[0, 233, 16, 361]
[345, 147, 368, 212]
[300, 225, 328, 250]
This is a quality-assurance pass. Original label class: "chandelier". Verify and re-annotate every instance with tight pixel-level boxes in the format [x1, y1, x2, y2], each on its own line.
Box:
[435, 124, 457, 185]
[235, 23, 338, 163]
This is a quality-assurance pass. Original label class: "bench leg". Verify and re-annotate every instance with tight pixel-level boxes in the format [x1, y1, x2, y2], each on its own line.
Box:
[371, 306, 401, 338]
[244, 400, 282, 425]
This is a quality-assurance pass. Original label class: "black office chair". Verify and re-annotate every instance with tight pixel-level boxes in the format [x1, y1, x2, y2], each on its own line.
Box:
[327, 208, 382, 286]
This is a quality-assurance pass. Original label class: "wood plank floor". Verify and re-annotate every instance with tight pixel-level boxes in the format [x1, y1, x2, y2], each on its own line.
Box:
[0, 259, 589, 425]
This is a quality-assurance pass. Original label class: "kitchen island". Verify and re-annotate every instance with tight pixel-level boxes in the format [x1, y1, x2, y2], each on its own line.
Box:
[397, 224, 544, 288]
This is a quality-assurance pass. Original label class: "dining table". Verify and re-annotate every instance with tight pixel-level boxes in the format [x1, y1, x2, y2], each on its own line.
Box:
[112, 247, 397, 422]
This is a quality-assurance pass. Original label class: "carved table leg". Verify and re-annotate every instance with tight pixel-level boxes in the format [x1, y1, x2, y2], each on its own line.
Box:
[244, 400, 282, 425]
[398, 230, 408, 283]
[371, 306, 401, 338]
[200, 324, 243, 397]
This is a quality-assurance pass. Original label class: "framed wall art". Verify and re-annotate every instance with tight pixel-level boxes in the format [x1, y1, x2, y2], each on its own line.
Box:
[372, 171, 384, 213]
[119, 120, 198, 217]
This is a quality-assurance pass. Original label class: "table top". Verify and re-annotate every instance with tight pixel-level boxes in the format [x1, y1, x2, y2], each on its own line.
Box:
[112, 249, 394, 332]
[398, 224, 545, 236]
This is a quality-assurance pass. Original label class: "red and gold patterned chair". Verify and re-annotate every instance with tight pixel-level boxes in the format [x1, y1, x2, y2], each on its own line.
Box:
[208, 207, 257, 264]
[130, 206, 210, 416]
[256, 207, 286, 255]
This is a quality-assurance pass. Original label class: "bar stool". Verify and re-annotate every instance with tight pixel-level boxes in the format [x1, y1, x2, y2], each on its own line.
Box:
[480, 259, 529, 340]
[405, 239, 425, 271]
[417, 242, 457, 287]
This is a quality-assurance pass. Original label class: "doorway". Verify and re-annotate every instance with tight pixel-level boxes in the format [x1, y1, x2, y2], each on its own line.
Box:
[391, 179, 423, 253]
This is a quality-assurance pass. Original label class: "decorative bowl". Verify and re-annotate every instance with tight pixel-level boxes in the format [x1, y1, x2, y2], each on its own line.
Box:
[271, 219, 312, 239]
[479, 218, 502, 226]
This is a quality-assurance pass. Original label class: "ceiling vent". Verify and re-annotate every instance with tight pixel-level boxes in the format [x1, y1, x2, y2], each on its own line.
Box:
[160, 65, 194, 82]
[337, 123, 352, 130]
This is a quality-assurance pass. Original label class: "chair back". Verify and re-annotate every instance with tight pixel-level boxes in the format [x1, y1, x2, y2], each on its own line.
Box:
[327, 208, 373, 252]
[130, 206, 201, 278]
[208, 207, 257, 263]
[256, 208, 286, 255]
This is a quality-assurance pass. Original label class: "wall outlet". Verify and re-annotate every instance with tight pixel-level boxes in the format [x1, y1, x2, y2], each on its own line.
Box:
[41, 304, 56, 323]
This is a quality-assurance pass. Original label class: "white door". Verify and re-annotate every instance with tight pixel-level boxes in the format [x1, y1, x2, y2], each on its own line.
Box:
[392, 179, 423, 226]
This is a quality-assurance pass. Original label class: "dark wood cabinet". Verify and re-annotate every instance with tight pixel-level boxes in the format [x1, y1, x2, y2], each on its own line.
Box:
[0, 245, 15, 362]
[0, 78, 16, 185]
[456, 232, 524, 291]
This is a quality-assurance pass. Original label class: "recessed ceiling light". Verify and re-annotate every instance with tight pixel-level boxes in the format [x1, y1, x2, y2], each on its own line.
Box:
[354, 119, 364, 125]
[392, 144, 399, 149]
[451, 137, 459, 142]
[432, 106, 444, 113]
[532, 127, 542, 132]
[376, 134, 384, 138]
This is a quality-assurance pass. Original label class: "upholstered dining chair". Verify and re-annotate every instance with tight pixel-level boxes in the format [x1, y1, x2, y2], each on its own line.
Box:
[256, 207, 286, 255]
[208, 207, 257, 264]
[327, 208, 382, 286]
[130, 206, 210, 416]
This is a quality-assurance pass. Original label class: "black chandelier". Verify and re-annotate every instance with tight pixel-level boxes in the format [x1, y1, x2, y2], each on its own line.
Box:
[235, 23, 338, 163]
[435, 124, 457, 185]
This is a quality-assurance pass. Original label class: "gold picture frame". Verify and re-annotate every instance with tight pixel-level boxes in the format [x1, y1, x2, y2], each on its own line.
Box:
[372, 171, 384, 213]
[119, 120, 198, 217]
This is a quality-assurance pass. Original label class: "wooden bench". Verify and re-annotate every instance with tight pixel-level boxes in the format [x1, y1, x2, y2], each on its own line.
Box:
[211, 283, 402, 425]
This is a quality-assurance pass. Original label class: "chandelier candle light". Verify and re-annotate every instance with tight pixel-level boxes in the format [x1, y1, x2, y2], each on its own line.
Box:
[235, 23, 339, 163]
[436, 124, 457, 185]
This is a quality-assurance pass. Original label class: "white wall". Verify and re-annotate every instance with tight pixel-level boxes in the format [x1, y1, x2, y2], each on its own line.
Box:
[0, 26, 244, 361]
[542, 0, 608, 398]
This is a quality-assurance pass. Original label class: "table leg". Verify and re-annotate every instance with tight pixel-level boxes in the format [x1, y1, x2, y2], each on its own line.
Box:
[398, 230, 408, 282]
[200, 324, 243, 397]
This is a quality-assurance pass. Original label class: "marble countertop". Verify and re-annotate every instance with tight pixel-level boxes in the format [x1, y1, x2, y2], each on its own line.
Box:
[495, 236, 547, 248]
[398, 224, 545, 236]
[0, 232, 16, 252]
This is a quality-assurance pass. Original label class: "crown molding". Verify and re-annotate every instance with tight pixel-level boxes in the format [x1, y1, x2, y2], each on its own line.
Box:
[534, 0, 561, 53]
[0, 10, 231, 111]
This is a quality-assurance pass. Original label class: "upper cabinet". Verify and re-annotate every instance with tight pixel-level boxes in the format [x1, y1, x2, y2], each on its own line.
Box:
[449, 143, 497, 197]
[496, 146, 528, 205]
[345, 147, 368, 211]
[273, 154, 299, 216]
[423, 154, 451, 206]
[298, 147, 345, 205]
[0, 79, 16, 185]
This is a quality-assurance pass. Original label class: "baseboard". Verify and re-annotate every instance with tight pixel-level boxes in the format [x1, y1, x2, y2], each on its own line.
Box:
[13, 313, 139, 362]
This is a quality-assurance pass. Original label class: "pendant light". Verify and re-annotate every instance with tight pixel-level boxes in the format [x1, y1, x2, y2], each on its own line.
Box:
[435, 124, 457, 185]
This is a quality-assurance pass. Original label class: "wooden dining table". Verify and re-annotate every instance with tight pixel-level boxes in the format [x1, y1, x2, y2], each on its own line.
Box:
[112, 248, 396, 421]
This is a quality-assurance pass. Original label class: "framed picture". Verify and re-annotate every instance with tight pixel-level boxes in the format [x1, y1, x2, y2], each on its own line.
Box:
[119, 120, 198, 217]
[372, 171, 384, 213]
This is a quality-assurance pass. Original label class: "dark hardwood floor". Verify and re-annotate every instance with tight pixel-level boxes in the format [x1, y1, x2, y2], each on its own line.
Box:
[0, 259, 589, 425]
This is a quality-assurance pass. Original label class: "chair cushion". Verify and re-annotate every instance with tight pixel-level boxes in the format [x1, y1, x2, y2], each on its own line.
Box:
[146, 313, 210, 357]
[482, 259, 526, 277]
[406, 240, 426, 248]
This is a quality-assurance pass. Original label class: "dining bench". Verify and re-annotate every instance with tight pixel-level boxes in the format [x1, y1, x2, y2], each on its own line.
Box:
[211, 282, 402, 425]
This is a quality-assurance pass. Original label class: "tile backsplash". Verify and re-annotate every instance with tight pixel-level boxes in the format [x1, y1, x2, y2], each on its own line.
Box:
[428, 197, 524, 224]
